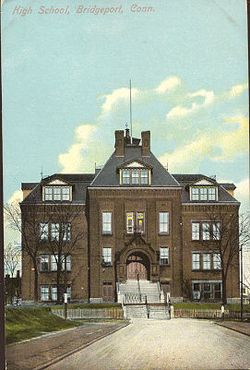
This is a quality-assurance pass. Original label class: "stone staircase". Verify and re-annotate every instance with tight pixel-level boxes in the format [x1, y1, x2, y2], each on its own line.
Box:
[118, 280, 169, 320]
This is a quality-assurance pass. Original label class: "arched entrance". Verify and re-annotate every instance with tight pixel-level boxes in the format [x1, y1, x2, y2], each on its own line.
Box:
[126, 252, 150, 280]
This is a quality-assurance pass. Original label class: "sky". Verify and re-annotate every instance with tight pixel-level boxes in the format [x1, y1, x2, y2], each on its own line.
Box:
[3, 0, 249, 246]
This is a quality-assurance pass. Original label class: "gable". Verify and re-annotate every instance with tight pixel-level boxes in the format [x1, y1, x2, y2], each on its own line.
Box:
[192, 179, 216, 186]
[45, 179, 70, 186]
[126, 161, 144, 168]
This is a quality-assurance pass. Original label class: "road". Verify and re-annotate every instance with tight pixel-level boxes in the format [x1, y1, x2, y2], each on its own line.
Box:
[47, 318, 250, 370]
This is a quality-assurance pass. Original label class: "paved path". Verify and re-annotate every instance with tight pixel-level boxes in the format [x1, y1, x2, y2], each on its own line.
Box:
[47, 319, 250, 370]
[6, 322, 128, 370]
[217, 321, 250, 336]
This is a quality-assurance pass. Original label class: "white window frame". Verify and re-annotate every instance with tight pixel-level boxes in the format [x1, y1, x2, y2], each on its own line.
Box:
[159, 212, 169, 234]
[40, 223, 49, 241]
[43, 186, 71, 201]
[192, 222, 200, 240]
[51, 286, 57, 301]
[51, 223, 60, 241]
[62, 223, 71, 241]
[102, 247, 112, 265]
[160, 247, 169, 265]
[203, 254, 211, 270]
[136, 212, 145, 234]
[212, 222, 221, 240]
[102, 212, 112, 234]
[51, 254, 58, 271]
[40, 285, 49, 301]
[40, 255, 49, 272]
[213, 253, 221, 270]
[141, 169, 149, 185]
[122, 169, 130, 185]
[202, 222, 210, 240]
[126, 212, 134, 234]
[192, 253, 200, 270]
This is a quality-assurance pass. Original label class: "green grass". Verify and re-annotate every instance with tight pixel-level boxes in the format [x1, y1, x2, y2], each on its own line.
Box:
[173, 302, 250, 312]
[5, 307, 82, 344]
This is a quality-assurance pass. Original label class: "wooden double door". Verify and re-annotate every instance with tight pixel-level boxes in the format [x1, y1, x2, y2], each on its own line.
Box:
[126, 254, 149, 280]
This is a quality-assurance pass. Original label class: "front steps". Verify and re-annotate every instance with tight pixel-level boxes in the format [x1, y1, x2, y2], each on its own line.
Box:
[124, 304, 170, 320]
[118, 279, 164, 304]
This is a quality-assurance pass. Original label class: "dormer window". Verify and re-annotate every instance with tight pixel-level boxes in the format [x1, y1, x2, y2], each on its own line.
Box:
[43, 186, 71, 201]
[120, 168, 150, 185]
[190, 186, 217, 201]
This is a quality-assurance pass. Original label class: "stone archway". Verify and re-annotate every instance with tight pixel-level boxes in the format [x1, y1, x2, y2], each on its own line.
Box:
[126, 251, 150, 280]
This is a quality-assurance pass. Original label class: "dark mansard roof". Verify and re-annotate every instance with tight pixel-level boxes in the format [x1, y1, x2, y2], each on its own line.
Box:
[90, 146, 180, 187]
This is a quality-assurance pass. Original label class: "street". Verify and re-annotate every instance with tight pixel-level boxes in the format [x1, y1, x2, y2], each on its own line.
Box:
[47, 318, 250, 370]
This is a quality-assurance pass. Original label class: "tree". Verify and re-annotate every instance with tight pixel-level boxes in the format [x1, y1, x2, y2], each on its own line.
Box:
[5, 198, 86, 304]
[203, 209, 250, 304]
[4, 243, 21, 303]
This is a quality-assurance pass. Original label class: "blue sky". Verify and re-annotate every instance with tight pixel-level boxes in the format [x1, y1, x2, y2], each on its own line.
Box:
[3, 0, 249, 223]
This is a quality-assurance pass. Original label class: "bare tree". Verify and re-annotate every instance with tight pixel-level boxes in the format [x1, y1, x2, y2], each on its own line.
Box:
[42, 204, 86, 304]
[203, 210, 250, 304]
[4, 242, 21, 278]
[5, 199, 86, 304]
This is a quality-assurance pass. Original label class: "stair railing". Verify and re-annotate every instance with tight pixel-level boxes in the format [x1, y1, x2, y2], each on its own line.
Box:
[137, 273, 142, 302]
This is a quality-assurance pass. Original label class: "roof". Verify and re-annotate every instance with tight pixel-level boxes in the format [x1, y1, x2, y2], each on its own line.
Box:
[172, 174, 238, 203]
[21, 183, 39, 190]
[91, 146, 180, 187]
[22, 173, 95, 204]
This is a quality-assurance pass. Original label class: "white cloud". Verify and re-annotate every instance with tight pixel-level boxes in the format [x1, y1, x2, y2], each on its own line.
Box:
[155, 76, 181, 94]
[58, 124, 97, 173]
[166, 89, 215, 119]
[8, 190, 23, 205]
[228, 82, 248, 98]
[101, 87, 139, 114]
[235, 178, 250, 211]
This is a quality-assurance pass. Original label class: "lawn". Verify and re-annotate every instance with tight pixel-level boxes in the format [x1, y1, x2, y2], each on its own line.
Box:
[5, 307, 82, 344]
[52, 303, 122, 309]
[173, 302, 250, 312]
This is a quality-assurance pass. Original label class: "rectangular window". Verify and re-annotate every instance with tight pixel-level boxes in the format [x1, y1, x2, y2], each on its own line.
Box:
[44, 187, 53, 201]
[40, 255, 49, 272]
[131, 169, 140, 184]
[212, 222, 221, 240]
[126, 212, 134, 234]
[51, 286, 57, 301]
[214, 283, 222, 299]
[122, 169, 130, 185]
[40, 223, 49, 241]
[192, 253, 200, 270]
[51, 255, 58, 271]
[213, 253, 221, 270]
[51, 223, 60, 241]
[53, 187, 61, 201]
[159, 212, 169, 234]
[191, 188, 199, 201]
[203, 283, 212, 299]
[208, 187, 216, 200]
[66, 286, 71, 301]
[141, 169, 148, 185]
[62, 187, 70, 201]
[62, 223, 71, 241]
[62, 255, 71, 271]
[202, 223, 210, 240]
[160, 247, 169, 265]
[192, 223, 200, 240]
[40, 285, 49, 301]
[199, 187, 208, 201]
[102, 247, 112, 265]
[136, 212, 145, 233]
[102, 212, 112, 234]
[203, 254, 211, 270]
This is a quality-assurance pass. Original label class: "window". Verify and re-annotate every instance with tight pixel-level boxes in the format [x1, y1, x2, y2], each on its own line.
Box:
[136, 212, 145, 233]
[192, 223, 200, 240]
[40, 285, 49, 301]
[51, 255, 58, 271]
[213, 253, 221, 270]
[192, 281, 222, 301]
[203, 254, 211, 270]
[51, 286, 57, 301]
[102, 247, 112, 266]
[126, 212, 134, 234]
[66, 286, 71, 301]
[160, 247, 169, 265]
[43, 186, 71, 201]
[159, 212, 169, 234]
[122, 169, 130, 185]
[203, 283, 212, 299]
[202, 223, 210, 240]
[102, 212, 112, 234]
[40, 255, 49, 272]
[214, 283, 222, 299]
[190, 186, 217, 201]
[121, 168, 150, 185]
[131, 169, 139, 184]
[62, 255, 71, 271]
[61, 223, 71, 241]
[51, 223, 60, 241]
[40, 223, 49, 241]
[192, 253, 200, 270]
[212, 222, 221, 240]
[141, 169, 149, 185]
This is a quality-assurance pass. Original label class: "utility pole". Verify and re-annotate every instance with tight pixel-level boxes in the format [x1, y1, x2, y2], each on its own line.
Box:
[240, 246, 243, 321]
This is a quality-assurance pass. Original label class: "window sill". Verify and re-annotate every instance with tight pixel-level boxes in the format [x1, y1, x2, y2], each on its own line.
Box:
[102, 233, 113, 236]
[101, 263, 113, 268]
[159, 264, 170, 267]
[158, 233, 170, 236]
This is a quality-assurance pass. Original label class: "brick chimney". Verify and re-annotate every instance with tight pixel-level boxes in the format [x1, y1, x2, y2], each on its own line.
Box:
[141, 131, 150, 156]
[114, 130, 125, 156]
